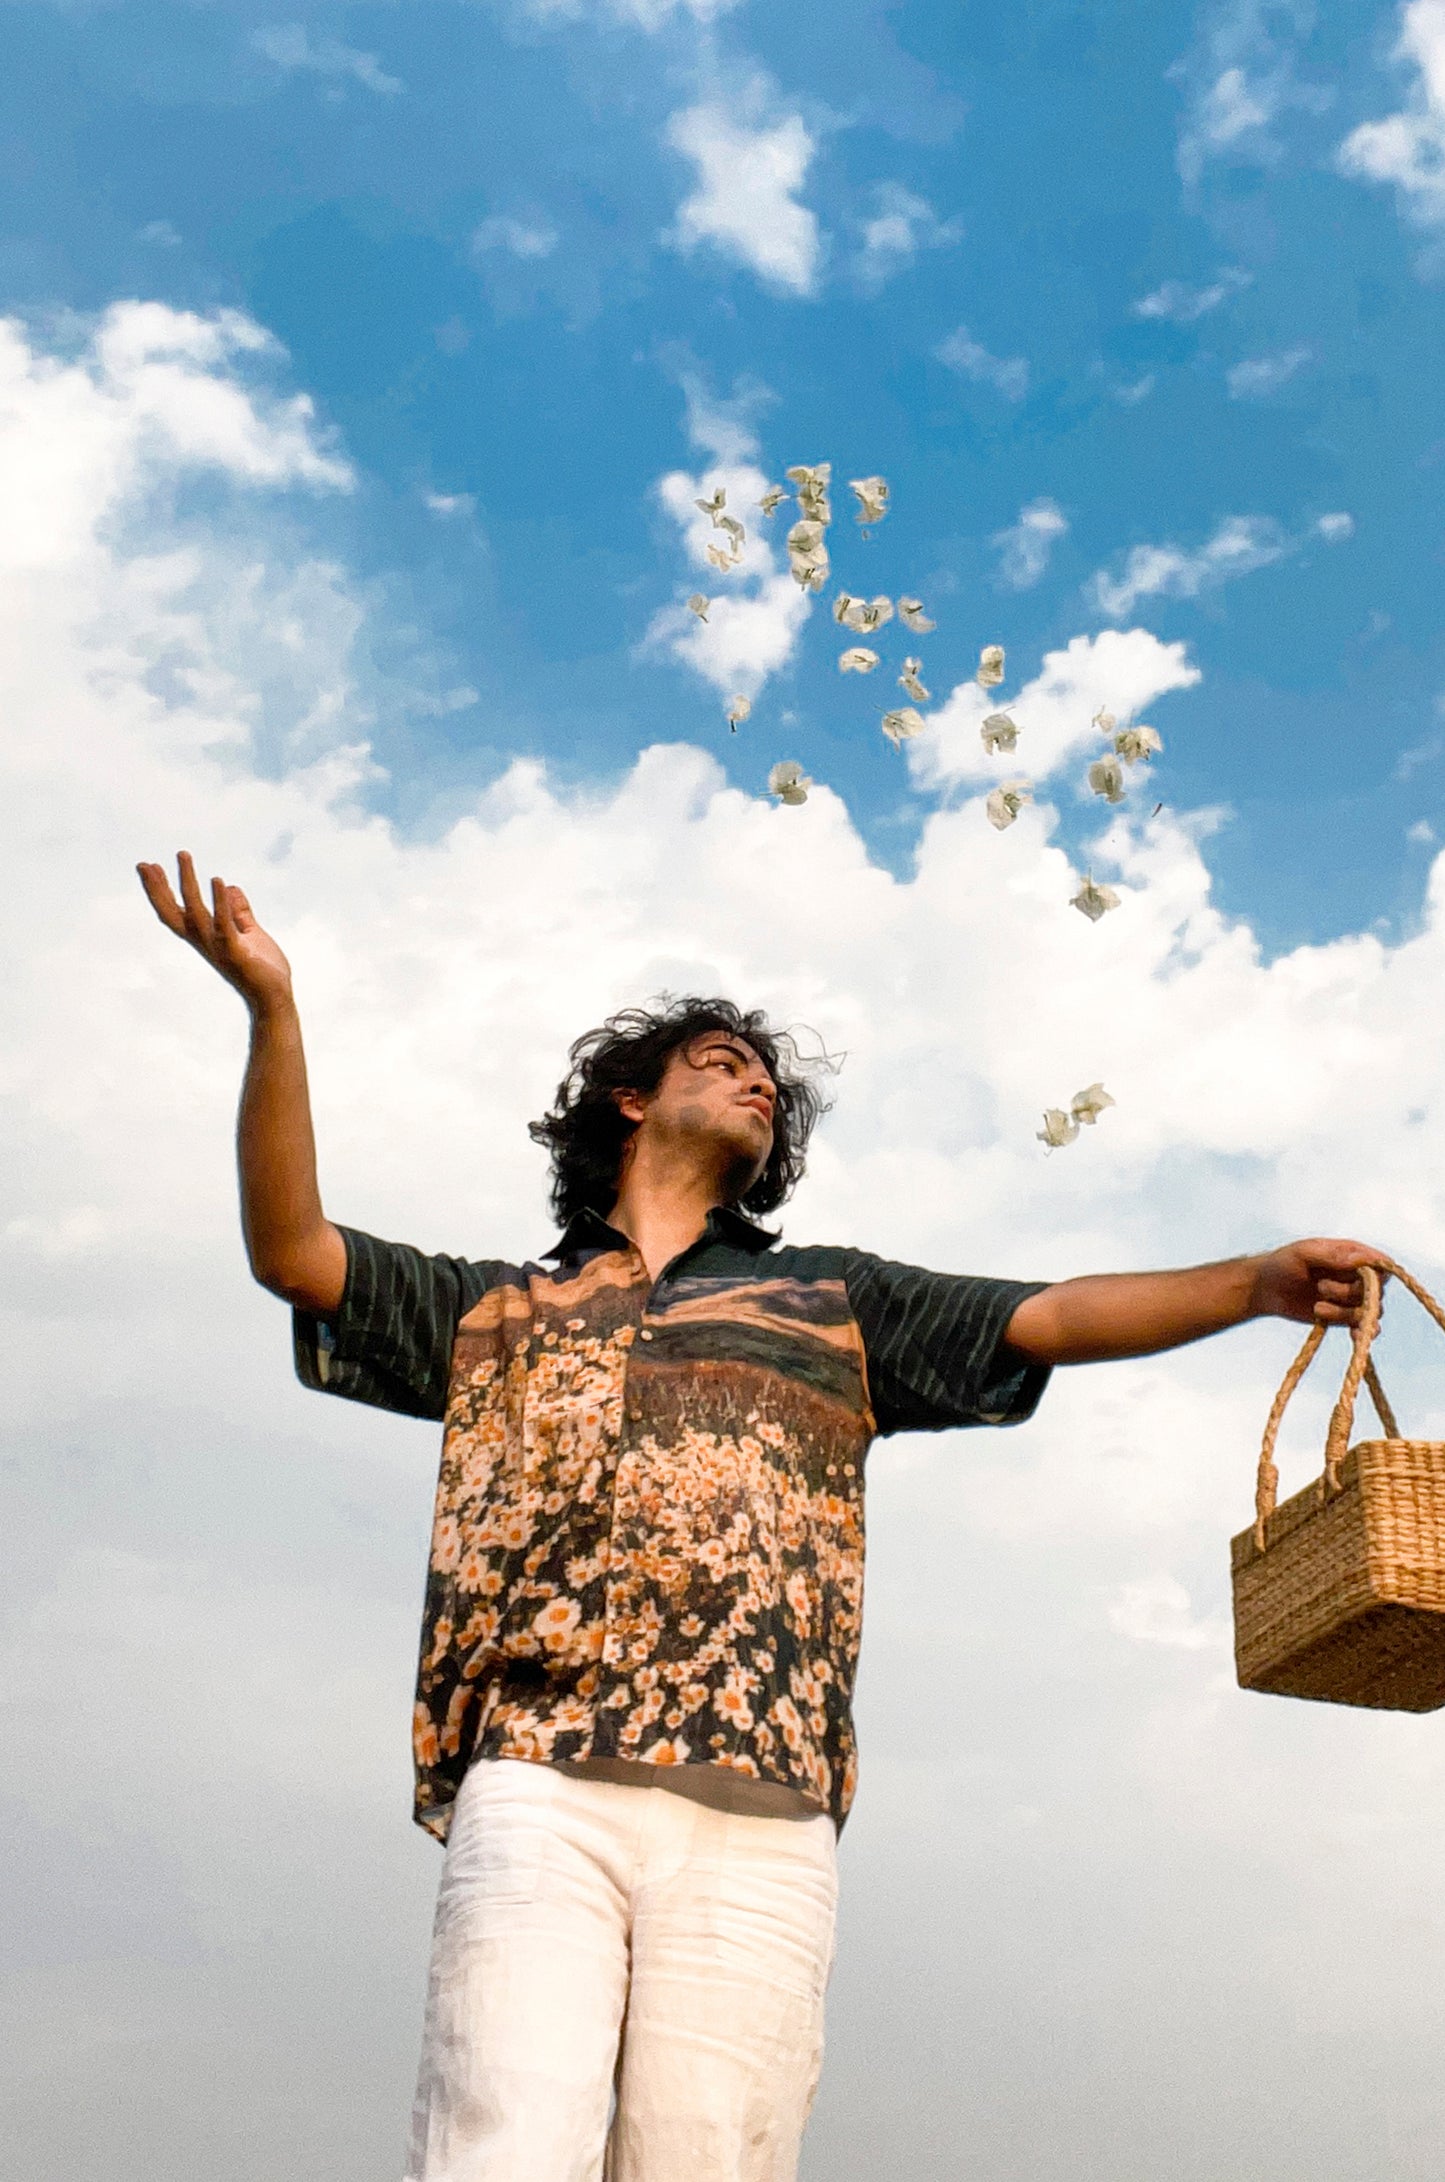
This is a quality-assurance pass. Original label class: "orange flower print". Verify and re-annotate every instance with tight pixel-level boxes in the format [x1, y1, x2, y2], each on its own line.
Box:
[413, 1703, 440, 1768]
[533, 1597, 582, 1652]
[641, 1736, 690, 1765]
[432, 1516, 462, 1575]
[713, 1679, 755, 1732]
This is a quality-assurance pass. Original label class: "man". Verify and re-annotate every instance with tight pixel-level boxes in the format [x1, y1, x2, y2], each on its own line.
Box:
[138, 850, 1381, 2182]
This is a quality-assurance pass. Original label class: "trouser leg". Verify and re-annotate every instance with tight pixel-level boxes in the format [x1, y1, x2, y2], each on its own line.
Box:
[605, 1800, 838, 2182]
[405, 1760, 633, 2182]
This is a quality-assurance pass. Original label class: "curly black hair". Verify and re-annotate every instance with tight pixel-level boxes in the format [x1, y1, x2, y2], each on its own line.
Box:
[528, 996, 835, 1228]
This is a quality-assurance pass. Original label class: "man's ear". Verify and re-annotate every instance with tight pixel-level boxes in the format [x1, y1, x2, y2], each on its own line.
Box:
[614, 1086, 648, 1126]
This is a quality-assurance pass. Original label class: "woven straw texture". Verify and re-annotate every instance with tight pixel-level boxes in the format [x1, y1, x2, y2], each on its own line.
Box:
[1231, 1260, 1445, 1711]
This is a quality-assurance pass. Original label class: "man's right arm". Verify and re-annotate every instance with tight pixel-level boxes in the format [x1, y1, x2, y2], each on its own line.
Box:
[137, 850, 345, 1315]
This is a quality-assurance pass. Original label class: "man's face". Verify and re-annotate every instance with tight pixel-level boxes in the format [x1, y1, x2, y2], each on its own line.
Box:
[622, 1032, 777, 1197]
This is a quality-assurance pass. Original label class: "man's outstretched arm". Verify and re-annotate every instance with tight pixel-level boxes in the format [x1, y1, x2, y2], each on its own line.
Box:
[137, 851, 347, 1316]
[1005, 1239, 1386, 1366]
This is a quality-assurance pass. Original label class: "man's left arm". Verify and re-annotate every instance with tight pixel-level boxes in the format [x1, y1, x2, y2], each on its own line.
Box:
[1005, 1238, 1387, 1366]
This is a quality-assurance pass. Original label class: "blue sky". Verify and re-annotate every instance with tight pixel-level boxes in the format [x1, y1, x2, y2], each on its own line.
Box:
[7, 0, 1445, 949]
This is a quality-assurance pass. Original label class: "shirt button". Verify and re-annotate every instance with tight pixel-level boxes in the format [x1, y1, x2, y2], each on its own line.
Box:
[640, 1328, 653, 1341]
[628, 1406, 642, 1422]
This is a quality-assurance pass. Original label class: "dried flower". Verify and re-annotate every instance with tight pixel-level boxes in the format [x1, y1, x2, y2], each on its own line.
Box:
[687, 594, 710, 621]
[1114, 724, 1162, 764]
[1070, 1082, 1115, 1126]
[839, 647, 880, 674]
[785, 464, 832, 524]
[849, 474, 889, 526]
[838, 594, 893, 634]
[980, 711, 1018, 754]
[1037, 1108, 1079, 1149]
[881, 706, 926, 748]
[898, 596, 935, 634]
[726, 694, 751, 731]
[899, 658, 930, 702]
[833, 593, 861, 625]
[695, 486, 727, 523]
[1092, 706, 1117, 736]
[1070, 874, 1121, 922]
[1087, 755, 1127, 804]
[706, 541, 739, 572]
[986, 779, 1032, 829]
[757, 485, 787, 517]
[978, 644, 1006, 688]
[717, 513, 746, 554]
[768, 760, 812, 805]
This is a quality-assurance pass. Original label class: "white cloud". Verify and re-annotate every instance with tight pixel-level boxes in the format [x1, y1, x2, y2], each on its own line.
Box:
[644, 460, 811, 701]
[527, 0, 743, 23]
[423, 491, 477, 519]
[1089, 515, 1292, 620]
[11, 300, 1445, 2179]
[1133, 267, 1252, 321]
[252, 23, 403, 95]
[935, 324, 1029, 401]
[665, 91, 821, 295]
[1112, 372, 1157, 406]
[1226, 344, 1311, 397]
[853, 183, 962, 289]
[472, 213, 559, 261]
[1174, 1, 1332, 185]
[912, 628, 1200, 792]
[992, 499, 1069, 591]
[1339, 0, 1445, 227]
[670, 358, 774, 466]
[137, 219, 183, 248]
[1314, 510, 1355, 541]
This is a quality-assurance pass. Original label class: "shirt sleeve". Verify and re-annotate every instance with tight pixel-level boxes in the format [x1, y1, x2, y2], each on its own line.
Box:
[844, 1252, 1053, 1437]
[291, 1226, 506, 1422]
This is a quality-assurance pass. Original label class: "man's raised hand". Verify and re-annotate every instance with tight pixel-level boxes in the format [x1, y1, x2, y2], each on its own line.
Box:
[1248, 1238, 1387, 1328]
[137, 852, 294, 1015]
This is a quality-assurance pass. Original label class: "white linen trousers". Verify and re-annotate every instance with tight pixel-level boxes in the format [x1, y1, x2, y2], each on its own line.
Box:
[405, 1756, 839, 2182]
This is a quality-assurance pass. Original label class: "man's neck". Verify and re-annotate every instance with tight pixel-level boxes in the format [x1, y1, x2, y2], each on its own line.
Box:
[608, 1165, 726, 1285]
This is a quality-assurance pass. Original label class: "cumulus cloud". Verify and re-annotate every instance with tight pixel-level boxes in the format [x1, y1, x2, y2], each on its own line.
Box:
[1339, 0, 1445, 227]
[423, 491, 477, 518]
[644, 460, 810, 701]
[1226, 344, 1311, 397]
[9, 301, 1445, 2181]
[1133, 267, 1252, 321]
[992, 499, 1069, 590]
[912, 628, 1200, 792]
[528, 0, 743, 22]
[1088, 515, 1292, 619]
[472, 213, 559, 260]
[1173, 0, 1332, 184]
[853, 182, 962, 289]
[935, 324, 1029, 401]
[252, 23, 403, 94]
[1314, 510, 1354, 541]
[665, 91, 821, 295]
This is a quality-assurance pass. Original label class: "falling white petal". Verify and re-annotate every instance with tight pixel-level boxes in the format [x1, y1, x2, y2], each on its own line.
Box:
[706, 541, 740, 572]
[1092, 706, 1117, 736]
[980, 711, 1018, 754]
[833, 593, 861, 625]
[985, 778, 1032, 830]
[787, 518, 826, 555]
[687, 593, 711, 622]
[768, 759, 812, 805]
[1087, 755, 1127, 805]
[1070, 874, 1121, 922]
[846, 595, 893, 634]
[978, 644, 1006, 688]
[897, 596, 935, 634]
[786, 464, 832, 526]
[718, 513, 746, 553]
[849, 474, 889, 526]
[839, 647, 880, 674]
[899, 658, 930, 703]
[881, 706, 926, 748]
[757, 485, 787, 517]
[1070, 1082, 1116, 1127]
[726, 694, 751, 731]
[1114, 724, 1162, 764]
[789, 553, 829, 593]
[695, 486, 726, 522]
[1037, 1108, 1080, 1149]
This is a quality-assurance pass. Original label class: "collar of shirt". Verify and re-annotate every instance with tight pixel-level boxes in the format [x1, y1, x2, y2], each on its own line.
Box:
[541, 1201, 779, 1268]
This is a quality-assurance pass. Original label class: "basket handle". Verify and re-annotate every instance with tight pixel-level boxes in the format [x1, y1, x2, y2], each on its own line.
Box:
[1252, 1257, 1445, 1552]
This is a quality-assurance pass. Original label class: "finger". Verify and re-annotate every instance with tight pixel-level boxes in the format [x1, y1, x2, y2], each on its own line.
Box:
[227, 886, 257, 934]
[212, 875, 241, 951]
[176, 851, 217, 947]
[1317, 1277, 1364, 1304]
[136, 862, 188, 938]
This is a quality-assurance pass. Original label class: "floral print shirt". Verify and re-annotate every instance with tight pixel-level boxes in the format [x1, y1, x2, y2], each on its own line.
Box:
[293, 1207, 1049, 1838]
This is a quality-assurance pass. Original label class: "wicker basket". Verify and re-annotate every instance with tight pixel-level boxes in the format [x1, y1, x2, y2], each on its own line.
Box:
[1231, 1260, 1445, 1711]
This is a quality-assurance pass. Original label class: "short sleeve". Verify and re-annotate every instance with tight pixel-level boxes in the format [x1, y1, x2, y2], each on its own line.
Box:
[292, 1226, 507, 1422]
[845, 1252, 1052, 1437]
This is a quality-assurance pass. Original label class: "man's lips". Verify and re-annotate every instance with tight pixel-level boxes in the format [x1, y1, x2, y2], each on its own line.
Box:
[738, 1098, 774, 1122]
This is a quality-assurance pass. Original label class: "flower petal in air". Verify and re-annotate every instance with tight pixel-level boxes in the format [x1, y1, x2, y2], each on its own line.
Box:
[849, 474, 889, 526]
[1070, 1082, 1116, 1127]
[980, 711, 1018, 754]
[881, 706, 926, 748]
[1087, 755, 1127, 805]
[1114, 724, 1162, 765]
[839, 647, 880, 673]
[757, 485, 787, 517]
[1070, 874, 1121, 922]
[695, 486, 726, 522]
[769, 759, 812, 805]
[1092, 707, 1117, 736]
[687, 593, 710, 621]
[726, 694, 752, 731]
[986, 778, 1032, 829]
[978, 644, 1006, 688]
[899, 658, 930, 702]
[897, 597, 935, 634]
[1037, 1108, 1079, 1149]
